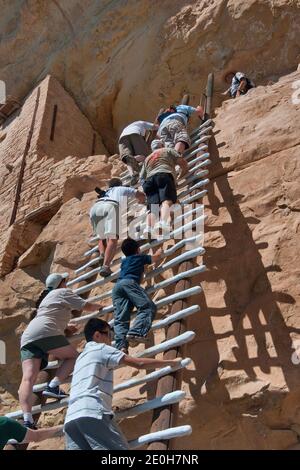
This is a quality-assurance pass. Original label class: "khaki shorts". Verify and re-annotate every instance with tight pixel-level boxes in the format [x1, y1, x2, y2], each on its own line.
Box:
[158, 119, 191, 149]
[90, 201, 119, 239]
[20, 335, 70, 370]
[118, 134, 151, 162]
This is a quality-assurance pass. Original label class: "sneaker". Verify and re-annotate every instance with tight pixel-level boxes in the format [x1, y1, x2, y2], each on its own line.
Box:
[126, 155, 140, 173]
[99, 266, 113, 278]
[129, 174, 139, 186]
[143, 225, 154, 237]
[42, 385, 68, 400]
[126, 334, 149, 346]
[23, 421, 38, 430]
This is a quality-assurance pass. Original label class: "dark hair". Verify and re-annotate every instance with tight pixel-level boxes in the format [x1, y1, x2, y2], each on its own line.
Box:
[95, 187, 106, 198]
[30, 288, 52, 320]
[121, 238, 139, 257]
[109, 178, 122, 188]
[84, 318, 111, 342]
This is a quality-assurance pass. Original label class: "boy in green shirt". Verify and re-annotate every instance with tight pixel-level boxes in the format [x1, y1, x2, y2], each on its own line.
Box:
[0, 416, 62, 450]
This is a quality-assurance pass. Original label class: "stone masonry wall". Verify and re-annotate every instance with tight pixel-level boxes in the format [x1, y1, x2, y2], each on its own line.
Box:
[0, 75, 109, 278]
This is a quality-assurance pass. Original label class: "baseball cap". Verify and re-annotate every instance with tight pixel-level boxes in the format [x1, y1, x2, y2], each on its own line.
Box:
[45, 272, 69, 289]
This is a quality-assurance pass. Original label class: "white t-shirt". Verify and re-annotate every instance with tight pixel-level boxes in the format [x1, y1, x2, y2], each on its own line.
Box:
[97, 186, 137, 204]
[64, 342, 125, 424]
[119, 121, 155, 139]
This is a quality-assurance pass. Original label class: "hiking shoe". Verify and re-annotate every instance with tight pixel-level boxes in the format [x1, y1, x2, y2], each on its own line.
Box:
[129, 174, 139, 186]
[99, 266, 113, 278]
[126, 155, 140, 173]
[42, 385, 68, 400]
[23, 421, 38, 430]
[126, 334, 149, 346]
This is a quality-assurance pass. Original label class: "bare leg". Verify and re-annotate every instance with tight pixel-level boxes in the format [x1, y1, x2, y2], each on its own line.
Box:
[98, 240, 106, 257]
[103, 238, 118, 267]
[146, 211, 157, 228]
[48, 345, 78, 383]
[161, 200, 173, 224]
[19, 359, 41, 414]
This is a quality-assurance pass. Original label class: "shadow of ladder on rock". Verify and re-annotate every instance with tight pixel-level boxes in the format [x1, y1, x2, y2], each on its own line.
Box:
[5, 74, 214, 449]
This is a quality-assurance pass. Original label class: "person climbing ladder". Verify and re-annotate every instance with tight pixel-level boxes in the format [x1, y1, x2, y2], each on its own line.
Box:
[157, 103, 204, 154]
[118, 120, 158, 185]
[112, 238, 163, 352]
[89, 178, 145, 278]
[64, 318, 182, 450]
[19, 272, 103, 429]
[140, 138, 188, 234]
[0, 416, 62, 450]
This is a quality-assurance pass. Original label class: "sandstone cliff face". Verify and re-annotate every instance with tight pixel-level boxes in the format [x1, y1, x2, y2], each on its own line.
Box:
[1, 0, 300, 451]
[0, 0, 300, 152]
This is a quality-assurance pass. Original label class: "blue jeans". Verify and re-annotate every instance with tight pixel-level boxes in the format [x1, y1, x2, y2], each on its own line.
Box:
[112, 278, 157, 350]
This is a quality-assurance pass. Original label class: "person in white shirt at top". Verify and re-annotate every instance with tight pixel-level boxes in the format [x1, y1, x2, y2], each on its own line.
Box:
[222, 71, 255, 98]
[156, 104, 204, 155]
[64, 317, 183, 450]
[89, 178, 145, 278]
[19, 272, 103, 429]
[118, 120, 158, 185]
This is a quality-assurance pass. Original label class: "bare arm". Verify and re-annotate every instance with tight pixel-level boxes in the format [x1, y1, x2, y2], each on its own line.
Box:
[151, 248, 163, 265]
[120, 355, 182, 370]
[177, 156, 188, 176]
[83, 302, 103, 312]
[23, 425, 63, 444]
[221, 87, 231, 96]
[238, 78, 247, 91]
[195, 105, 204, 119]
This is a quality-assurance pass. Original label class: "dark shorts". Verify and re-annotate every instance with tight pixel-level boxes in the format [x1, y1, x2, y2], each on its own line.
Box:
[142, 172, 177, 209]
[20, 335, 70, 370]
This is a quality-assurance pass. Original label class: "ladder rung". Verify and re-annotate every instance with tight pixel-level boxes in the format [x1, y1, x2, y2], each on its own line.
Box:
[129, 425, 192, 449]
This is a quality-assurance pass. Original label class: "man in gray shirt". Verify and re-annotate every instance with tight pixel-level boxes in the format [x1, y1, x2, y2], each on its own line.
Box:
[64, 317, 182, 450]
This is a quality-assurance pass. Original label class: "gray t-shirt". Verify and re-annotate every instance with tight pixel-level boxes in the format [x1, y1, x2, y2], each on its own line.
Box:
[64, 342, 125, 424]
[21, 288, 86, 348]
[140, 148, 180, 181]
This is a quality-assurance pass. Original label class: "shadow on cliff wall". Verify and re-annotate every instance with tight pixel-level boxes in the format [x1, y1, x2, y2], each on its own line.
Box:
[185, 133, 300, 407]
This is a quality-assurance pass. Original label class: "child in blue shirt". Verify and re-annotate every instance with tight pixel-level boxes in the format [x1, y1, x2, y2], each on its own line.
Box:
[112, 238, 162, 352]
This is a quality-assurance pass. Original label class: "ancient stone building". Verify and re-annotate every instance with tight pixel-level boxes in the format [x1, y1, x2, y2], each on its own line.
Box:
[0, 75, 108, 278]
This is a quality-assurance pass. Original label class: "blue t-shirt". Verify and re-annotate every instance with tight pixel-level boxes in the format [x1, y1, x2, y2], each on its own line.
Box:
[119, 254, 152, 284]
[159, 105, 197, 127]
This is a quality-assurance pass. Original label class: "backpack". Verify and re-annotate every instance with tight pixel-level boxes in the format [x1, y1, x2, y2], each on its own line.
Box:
[95, 187, 107, 199]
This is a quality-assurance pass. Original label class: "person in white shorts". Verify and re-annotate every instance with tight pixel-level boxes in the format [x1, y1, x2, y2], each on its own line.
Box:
[89, 178, 145, 277]
[64, 317, 182, 450]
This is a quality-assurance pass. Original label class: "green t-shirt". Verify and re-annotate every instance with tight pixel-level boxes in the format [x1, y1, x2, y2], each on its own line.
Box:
[0, 417, 27, 450]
